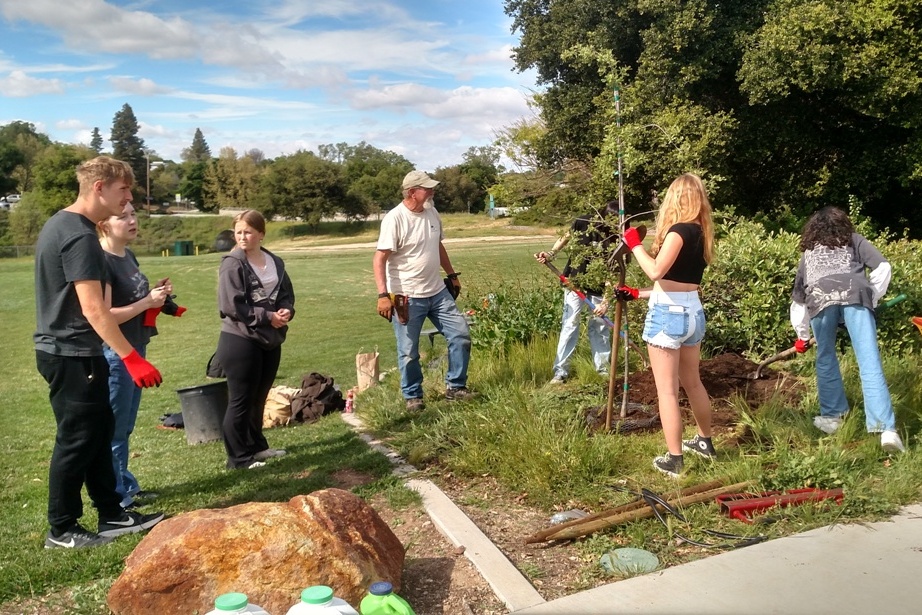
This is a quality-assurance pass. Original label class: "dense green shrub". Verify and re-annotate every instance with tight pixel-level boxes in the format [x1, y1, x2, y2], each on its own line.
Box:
[701, 215, 802, 358]
[464, 275, 562, 351]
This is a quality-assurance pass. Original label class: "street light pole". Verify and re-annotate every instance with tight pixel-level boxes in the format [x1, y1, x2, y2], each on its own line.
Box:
[145, 151, 151, 215]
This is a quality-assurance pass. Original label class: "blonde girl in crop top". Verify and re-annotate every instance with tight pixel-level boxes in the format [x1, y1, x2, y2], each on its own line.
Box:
[620, 172, 716, 477]
[632, 174, 715, 294]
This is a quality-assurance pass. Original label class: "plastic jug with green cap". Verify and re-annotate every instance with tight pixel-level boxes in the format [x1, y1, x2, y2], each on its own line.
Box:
[358, 582, 415, 615]
[205, 592, 271, 615]
[285, 585, 359, 614]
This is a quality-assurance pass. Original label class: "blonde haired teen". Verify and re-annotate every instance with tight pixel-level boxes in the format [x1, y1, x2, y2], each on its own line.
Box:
[619, 173, 716, 476]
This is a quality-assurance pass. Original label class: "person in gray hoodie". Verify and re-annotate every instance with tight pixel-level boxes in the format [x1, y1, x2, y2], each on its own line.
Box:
[215, 210, 296, 469]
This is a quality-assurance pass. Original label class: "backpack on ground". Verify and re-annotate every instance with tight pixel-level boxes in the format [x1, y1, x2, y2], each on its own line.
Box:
[290, 372, 346, 422]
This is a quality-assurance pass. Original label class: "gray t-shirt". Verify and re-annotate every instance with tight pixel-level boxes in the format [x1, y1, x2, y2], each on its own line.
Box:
[791, 233, 886, 320]
[34, 211, 107, 356]
[104, 248, 153, 348]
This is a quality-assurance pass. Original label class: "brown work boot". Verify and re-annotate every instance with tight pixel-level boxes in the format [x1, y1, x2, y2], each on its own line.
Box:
[445, 387, 477, 401]
[405, 398, 425, 411]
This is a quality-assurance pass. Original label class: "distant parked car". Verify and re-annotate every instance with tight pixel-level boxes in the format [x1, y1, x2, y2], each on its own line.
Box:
[5, 194, 21, 203]
[0, 198, 8, 210]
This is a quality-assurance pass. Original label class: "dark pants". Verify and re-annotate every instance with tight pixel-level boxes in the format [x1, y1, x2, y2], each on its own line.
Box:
[215, 332, 280, 468]
[36, 351, 123, 535]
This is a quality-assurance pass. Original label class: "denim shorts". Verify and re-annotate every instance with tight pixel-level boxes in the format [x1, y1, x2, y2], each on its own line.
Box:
[642, 291, 706, 349]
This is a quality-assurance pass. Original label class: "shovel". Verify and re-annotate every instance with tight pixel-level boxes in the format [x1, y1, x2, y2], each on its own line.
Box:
[746, 339, 814, 380]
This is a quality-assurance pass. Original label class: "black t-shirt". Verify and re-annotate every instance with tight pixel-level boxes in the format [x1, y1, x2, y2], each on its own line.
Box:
[562, 213, 617, 294]
[104, 247, 154, 348]
[661, 223, 707, 284]
[33, 211, 107, 356]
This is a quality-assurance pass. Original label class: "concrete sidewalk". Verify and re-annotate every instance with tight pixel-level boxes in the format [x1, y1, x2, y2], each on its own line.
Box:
[343, 414, 922, 614]
[515, 503, 922, 614]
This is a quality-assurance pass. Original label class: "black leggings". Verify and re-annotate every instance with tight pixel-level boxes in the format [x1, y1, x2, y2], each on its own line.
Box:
[215, 332, 281, 468]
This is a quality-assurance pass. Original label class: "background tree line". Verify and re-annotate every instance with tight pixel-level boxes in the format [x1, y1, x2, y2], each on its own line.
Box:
[501, 0, 922, 234]
[0, 106, 505, 247]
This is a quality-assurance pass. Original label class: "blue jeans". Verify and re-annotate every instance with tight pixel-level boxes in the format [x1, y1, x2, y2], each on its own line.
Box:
[103, 344, 144, 507]
[811, 304, 895, 432]
[553, 290, 611, 378]
[393, 287, 471, 399]
[642, 292, 706, 350]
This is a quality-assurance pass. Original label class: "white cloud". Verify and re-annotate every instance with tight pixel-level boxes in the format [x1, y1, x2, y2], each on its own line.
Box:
[108, 76, 174, 96]
[55, 118, 84, 130]
[0, 70, 66, 96]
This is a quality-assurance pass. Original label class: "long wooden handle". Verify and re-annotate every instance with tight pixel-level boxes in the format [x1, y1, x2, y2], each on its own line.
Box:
[526, 479, 747, 544]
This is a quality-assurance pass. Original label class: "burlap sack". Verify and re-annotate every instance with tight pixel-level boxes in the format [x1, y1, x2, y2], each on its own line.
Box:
[356, 350, 379, 392]
[262, 385, 301, 428]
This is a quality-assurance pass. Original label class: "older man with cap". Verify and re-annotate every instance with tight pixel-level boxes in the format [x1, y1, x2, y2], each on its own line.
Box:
[373, 170, 474, 410]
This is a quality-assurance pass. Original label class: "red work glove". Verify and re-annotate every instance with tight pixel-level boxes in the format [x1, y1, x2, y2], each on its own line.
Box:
[614, 285, 639, 301]
[622, 226, 642, 250]
[173, 306, 186, 317]
[122, 350, 162, 388]
[794, 339, 810, 353]
[143, 307, 161, 327]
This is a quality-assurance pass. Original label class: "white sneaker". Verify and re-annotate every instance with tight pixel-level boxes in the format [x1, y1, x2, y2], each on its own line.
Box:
[813, 415, 843, 434]
[549, 375, 567, 385]
[881, 430, 905, 453]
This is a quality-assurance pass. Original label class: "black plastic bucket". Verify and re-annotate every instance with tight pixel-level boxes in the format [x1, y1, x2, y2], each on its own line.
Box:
[176, 381, 228, 445]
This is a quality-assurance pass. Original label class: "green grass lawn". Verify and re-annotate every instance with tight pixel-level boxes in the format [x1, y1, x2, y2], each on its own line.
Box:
[4, 215, 922, 610]
[0, 224, 555, 611]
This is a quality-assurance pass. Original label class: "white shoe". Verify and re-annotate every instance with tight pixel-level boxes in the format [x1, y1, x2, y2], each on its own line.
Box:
[549, 375, 567, 385]
[813, 415, 843, 434]
[881, 430, 905, 453]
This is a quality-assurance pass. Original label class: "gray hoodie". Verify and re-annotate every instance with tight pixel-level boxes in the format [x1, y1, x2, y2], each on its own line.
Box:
[217, 247, 296, 350]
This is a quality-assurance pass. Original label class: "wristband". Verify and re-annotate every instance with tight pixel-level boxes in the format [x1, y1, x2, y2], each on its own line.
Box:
[378, 292, 390, 298]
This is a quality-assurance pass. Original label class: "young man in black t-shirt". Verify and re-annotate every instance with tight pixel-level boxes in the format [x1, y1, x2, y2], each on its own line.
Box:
[34, 156, 165, 549]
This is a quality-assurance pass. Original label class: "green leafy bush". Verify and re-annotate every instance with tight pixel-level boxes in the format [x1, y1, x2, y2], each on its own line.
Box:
[464, 275, 562, 351]
[701, 215, 802, 357]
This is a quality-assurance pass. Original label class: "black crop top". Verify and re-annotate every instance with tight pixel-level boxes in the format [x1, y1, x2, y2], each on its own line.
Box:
[661, 223, 707, 284]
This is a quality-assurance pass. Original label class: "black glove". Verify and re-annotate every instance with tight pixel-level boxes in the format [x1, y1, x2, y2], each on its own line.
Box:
[444, 277, 460, 300]
[161, 294, 187, 317]
[444, 272, 461, 300]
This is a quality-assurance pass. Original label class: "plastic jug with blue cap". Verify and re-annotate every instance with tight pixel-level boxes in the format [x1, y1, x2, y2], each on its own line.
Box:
[205, 592, 271, 615]
[358, 582, 415, 615]
[285, 585, 359, 614]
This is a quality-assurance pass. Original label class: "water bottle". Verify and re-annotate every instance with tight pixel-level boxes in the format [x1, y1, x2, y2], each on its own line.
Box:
[286, 585, 359, 614]
[206, 592, 271, 615]
[359, 582, 415, 615]
[345, 390, 354, 413]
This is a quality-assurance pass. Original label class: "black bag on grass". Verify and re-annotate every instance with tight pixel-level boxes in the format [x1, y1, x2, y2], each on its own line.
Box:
[290, 372, 346, 422]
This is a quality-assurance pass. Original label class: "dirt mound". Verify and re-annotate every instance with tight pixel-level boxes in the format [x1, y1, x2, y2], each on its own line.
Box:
[587, 352, 798, 434]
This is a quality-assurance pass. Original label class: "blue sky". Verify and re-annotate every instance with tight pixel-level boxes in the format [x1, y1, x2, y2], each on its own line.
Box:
[0, 0, 538, 171]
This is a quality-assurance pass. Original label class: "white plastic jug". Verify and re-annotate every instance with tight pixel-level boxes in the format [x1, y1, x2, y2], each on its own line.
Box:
[206, 592, 272, 615]
[286, 585, 359, 615]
